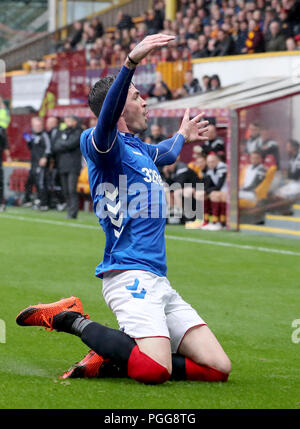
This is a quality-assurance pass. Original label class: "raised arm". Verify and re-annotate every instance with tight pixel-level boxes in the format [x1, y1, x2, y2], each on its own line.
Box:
[92, 34, 175, 154]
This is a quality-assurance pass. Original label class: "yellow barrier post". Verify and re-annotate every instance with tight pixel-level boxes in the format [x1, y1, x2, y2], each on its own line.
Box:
[165, 0, 177, 21]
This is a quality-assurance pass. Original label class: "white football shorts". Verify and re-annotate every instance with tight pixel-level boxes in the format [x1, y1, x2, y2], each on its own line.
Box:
[102, 270, 206, 353]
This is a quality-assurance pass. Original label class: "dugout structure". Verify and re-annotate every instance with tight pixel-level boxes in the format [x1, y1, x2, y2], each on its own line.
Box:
[146, 76, 300, 230]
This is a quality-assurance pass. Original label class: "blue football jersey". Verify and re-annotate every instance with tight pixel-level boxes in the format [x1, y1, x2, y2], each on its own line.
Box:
[80, 128, 168, 278]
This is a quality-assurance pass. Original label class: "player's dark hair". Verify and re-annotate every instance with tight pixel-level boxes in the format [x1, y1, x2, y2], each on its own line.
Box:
[88, 75, 116, 118]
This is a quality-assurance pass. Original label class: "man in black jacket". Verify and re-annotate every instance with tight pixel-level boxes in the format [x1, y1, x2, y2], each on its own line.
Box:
[46, 116, 66, 211]
[53, 115, 82, 219]
[201, 122, 226, 161]
[23, 117, 51, 210]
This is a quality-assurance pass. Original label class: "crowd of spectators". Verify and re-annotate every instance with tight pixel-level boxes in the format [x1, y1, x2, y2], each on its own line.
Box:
[24, 0, 300, 73]
[53, 0, 300, 69]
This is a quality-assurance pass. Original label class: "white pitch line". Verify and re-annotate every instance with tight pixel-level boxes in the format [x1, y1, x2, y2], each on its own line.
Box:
[0, 213, 99, 230]
[165, 234, 300, 257]
[1, 213, 300, 257]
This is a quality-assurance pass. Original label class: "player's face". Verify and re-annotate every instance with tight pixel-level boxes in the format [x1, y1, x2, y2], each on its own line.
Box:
[123, 85, 148, 133]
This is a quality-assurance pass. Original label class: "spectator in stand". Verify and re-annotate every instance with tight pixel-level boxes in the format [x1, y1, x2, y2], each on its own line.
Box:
[274, 139, 300, 202]
[143, 3, 164, 35]
[259, 125, 280, 168]
[147, 124, 167, 145]
[89, 58, 99, 69]
[245, 121, 262, 154]
[52, 116, 82, 219]
[160, 46, 172, 61]
[202, 122, 226, 160]
[265, 20, 287, 51]
[161, 159, 201, 220]
[208, 75, 222, 91]
[239, 151, 267, 205]
[202, 75, 210, 92]
[252, 9, 264, 30]
[175, 70, 202, 98]
[23, 117, 51, 211]
[244, 122, 280, 167]
[201, 153, 228, 230]
[187, 38, 203, 59]
[203, 24, 212, 40]
[244, 18, 265, 53]
[111, 43, 127, 66]
[45, 116, 66, 211]
[279, 8, 294, 37]
[185, 23, 199, 40]
[69, 21, 83, 49]
[207, 38, 218, 56]
[120, 28, 132, 50]
[0, 97, 11, 212]
[148, 72, 173, 102]
[213, 28, 236, 56]
[286, 36, 297, 50]
[285, 0, 300, 35]
[90, 17, 104, 39]
[188, 146, 207, 179]
[263, 7, 277, 37]
[116, 11, 134, 31]
[233, 20, 249, 54]
[197, 34, 209, 57]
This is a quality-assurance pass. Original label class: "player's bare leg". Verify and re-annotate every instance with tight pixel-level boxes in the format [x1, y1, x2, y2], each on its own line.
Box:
[135, 337, 172, 374]
[178, 324, 231, 376]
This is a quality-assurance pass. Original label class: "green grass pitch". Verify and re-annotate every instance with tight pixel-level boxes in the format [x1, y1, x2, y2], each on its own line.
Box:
[0, 208, 299, 409]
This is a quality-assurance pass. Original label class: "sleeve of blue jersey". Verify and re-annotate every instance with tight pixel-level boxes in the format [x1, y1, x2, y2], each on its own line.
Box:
[92, 65, 135, 153]
[148, 133, 186, 166]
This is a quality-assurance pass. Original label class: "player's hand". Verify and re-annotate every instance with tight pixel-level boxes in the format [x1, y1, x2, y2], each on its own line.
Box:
[178, 109, 209, 144]
[127, 34, 175, 65]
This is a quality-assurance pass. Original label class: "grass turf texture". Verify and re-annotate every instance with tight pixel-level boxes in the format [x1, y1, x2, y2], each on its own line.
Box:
[0, 208, 299, 409]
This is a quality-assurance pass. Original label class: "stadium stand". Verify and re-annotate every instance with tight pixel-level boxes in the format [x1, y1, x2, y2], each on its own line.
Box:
[2, 0, 300, 75]
[0, 0, 48, 52]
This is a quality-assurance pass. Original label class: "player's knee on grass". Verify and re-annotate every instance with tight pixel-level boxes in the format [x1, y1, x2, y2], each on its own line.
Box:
[213, 356, 231, 376]
[128, 345, 171, 385]
[200, 354, 232, 378]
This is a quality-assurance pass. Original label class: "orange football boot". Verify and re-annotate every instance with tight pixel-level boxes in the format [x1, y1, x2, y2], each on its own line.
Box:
[60, 350, 106, 379]
[16, 296, 88, 331]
